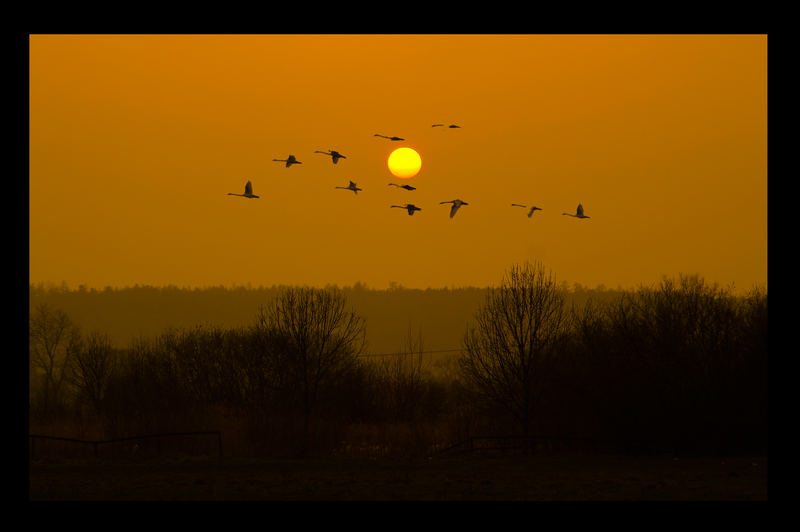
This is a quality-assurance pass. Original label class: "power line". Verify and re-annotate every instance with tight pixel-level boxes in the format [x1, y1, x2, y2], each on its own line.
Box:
[358, 348, 464, 358]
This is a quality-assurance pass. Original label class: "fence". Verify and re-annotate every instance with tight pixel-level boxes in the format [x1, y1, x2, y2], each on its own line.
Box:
[29, 431, 223, 460]
[428, 435, 597, 457]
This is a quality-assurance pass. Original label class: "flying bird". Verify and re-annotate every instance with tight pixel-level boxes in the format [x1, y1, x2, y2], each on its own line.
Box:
[391, 204, 422, 216]
[374, 134, 405, 141]
[388, 183, 416, 191]
[314, 150, 347, 164]
[562, 203, 591, 219]
[440, 199, 468, 218]
[273, 155, 302, 167]
[432, 124, 461, 128]
[335, 180, 362, 194]
[512, 203, 543, 217]
[227, 180, 259, 199]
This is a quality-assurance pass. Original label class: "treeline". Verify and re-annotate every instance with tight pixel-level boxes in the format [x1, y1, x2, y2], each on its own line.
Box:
[29, 269, 767, 459]
[28, 281, 622, 355]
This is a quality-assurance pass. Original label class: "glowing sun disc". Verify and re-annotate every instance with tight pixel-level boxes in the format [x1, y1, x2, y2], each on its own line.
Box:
[388, 147, 422, 179]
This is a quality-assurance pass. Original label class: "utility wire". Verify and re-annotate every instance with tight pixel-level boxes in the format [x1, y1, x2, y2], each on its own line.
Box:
[358, 348, 464, 358]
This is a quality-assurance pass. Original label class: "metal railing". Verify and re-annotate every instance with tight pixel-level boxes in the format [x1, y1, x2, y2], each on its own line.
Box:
[29, 431, 223, 460]
[428, 435, 597, 458]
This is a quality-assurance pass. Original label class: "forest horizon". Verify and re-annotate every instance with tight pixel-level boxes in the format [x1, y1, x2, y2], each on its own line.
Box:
[29, 269, 766, 355]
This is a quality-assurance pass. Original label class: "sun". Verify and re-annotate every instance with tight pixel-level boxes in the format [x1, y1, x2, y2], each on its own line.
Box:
[387, 147, 422, 179]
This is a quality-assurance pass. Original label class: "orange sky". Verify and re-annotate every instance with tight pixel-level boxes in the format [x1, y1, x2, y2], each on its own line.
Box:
[29, 34, 767, 292]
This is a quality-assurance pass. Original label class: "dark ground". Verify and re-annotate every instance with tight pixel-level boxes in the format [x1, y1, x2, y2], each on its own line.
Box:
[29, 452, 767, 501]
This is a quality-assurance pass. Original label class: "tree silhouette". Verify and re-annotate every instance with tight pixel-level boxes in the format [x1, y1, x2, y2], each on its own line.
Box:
[254, 287, 366, 455]
[29, 303, 82, 422]
[376, 326, 427, 423]
[568, 274, 768, 453]
[459, 262, 569, 442]
[69, 330, 117, 421]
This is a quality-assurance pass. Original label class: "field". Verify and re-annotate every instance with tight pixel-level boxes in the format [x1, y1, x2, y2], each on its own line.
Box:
[29, 452, 767, 501]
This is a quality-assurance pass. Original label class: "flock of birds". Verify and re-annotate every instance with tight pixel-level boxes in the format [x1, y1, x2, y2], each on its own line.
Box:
[228, 124, 591, 221]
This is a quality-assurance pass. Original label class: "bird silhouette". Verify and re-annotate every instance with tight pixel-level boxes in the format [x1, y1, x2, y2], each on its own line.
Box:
[273, 155, 302, 167]
[335, 180, 362, 194]
[388, 183, 416, 191]
[440, 199, 468, 218]
[432, 124, 461, 128]
[374, 134, 405, 141]
[314, 150, 346, 164]
[562, 203, 591, 219]
[391, 204, 422, 216]
[227, 180, 259, 199]
[512, 203, 543, 217]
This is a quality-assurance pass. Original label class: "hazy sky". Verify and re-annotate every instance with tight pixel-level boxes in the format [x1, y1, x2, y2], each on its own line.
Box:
[29, 34, 767, 292]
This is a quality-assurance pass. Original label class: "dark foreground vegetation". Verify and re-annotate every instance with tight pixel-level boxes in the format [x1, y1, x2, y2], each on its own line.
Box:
[29, 263, 767, 499]
[29, 454, 767, 500]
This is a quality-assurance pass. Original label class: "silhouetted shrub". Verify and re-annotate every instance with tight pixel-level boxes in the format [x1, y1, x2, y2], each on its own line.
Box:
[566, 275, 768, 454]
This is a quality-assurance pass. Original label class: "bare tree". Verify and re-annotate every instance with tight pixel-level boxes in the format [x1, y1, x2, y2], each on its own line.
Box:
[377, 326, 426, 423]
[69, 330, 117, 419]
[255, 287, 366, 453]
[29, 303, 82, 421]
[459, 262, 569, 440]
